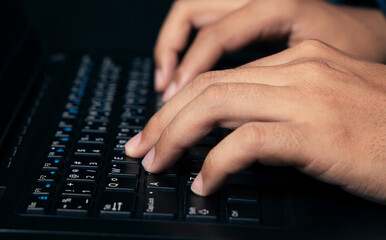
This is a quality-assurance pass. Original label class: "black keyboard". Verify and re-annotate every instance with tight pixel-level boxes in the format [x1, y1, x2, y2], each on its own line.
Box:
[24, 55, 261, 225]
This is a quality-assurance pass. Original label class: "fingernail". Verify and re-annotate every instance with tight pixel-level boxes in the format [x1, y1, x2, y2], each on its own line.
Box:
[154, 69, 163, 91]
[191, 172, 203, 196]
[162, 81, 177, 102]
[142, 147, 155, 171]
[125, 132, 142, 156]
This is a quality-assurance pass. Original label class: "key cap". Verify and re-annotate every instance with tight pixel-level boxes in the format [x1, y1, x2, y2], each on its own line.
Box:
[227, 185, 259, 203]
[124, 98, 147, 107]
[146, 175, 177, 191]
[78, 133, 106, 144]
[121, 107, 146, 118]
[105, 176, 137, 191]
[37, 170, 59, 182]
[26, 195, 50, 214]
[47, 147, 67, 158]
[108, 163, 140, 177]
[57, 197, 91, 216]
[111, 152, 141, 164]
[100, 192, 135, 217]
[81, 121, 108, 134]
[228, 202, 260, 224]
[74, 144, 103, 157]
[185, 190, 218, 221]
[51, 137, 71, 147]
[143, 191, 177, 219]
[119, 117, 146, 128]
[33, 182, 55, 195]
[187, 146, 211, 159]
[42, 158, 63, 170]
[62, 182, 96, 196]
[70, 156, 101, 169]
[116, 128, 141, 140]
[186, 173, 198, 186]
[66, 168, 99, 182]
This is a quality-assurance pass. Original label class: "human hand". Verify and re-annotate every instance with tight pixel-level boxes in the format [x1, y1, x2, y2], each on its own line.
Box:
[155, 0, 386, 101]
[127, 40, 386, 204]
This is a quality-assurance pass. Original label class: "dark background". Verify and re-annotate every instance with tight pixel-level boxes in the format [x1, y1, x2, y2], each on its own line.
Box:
[18, 0, 173, 53]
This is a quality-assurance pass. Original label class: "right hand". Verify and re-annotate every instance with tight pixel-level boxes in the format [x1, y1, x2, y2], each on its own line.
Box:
[154, 0, 386, 101]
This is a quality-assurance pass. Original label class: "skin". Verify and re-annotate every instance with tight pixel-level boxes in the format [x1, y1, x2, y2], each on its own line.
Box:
[153, 0, 386, 101]
[126, 40, 386, 204]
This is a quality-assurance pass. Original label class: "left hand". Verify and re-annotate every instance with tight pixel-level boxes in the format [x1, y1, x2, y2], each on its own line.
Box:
[126, 40, 386, 204]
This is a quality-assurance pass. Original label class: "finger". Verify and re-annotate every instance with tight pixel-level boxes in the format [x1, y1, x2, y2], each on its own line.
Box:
[126, 65, 296, 158]
[162, 0, 296, 100]
[141, 83, 298, 173]
[191, 122, 310, 196]
[154, 0, 250, 92]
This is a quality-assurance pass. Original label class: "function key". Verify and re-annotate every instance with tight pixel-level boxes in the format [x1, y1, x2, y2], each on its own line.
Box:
[26, 195, 50, 214]
[37, 170, 59, 182]
[119, 117, 146, 128]
[51, 137, 71, 147]
[32, 182, 55, 195]
[111, 152, 141, 164]
[47, 146, 67, 158]
[42, 158, 63, 170]
[81, 121, 108, 134]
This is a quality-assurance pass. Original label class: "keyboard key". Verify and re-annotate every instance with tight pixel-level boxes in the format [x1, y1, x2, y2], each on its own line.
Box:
[186, 173, 198, 186]
[105, 177, 137, 192]
[70, 156, 101, 169]
[32, 182, 55, 195]
[47, 146, 67, 158]
[81, 121, 108, 134]
[109, 163, 140, 177]
[185, 190, 218, 221]
[227, 185, 259, 203]
[100, 192, 135, 217]
[143, 191, 177, 219]
[111, 153, 141, 164]
[26, 195, 50, 214]
[57, 197, 91, 216]
[42, 158, 63, 170]
[51, 137, 71, 147]
[66, 168, 99, 182]
[37, 170, 59, 182]
[227, 202, 260, 224]
[116, 128, 141, 140]
[146, 175, 177, 191]
[78, 133, 106, 144]
[74, 144, 103, 157]
[62, 182, 96, 196]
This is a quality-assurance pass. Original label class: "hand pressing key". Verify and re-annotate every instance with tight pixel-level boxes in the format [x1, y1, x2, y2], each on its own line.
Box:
[154, 0, 386, 101]
[127, 40, 386, 204]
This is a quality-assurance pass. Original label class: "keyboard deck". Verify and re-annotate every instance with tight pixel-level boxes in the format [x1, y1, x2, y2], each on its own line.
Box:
[24, 55, 262, 225]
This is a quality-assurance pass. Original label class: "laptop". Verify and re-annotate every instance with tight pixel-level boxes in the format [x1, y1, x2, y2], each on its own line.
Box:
[0, 0, 385, 239]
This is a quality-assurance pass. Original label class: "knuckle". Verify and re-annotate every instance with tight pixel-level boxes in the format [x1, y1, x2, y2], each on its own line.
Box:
[297, 39, 330, 55]
[201, 82, 231, 102]
[238, 123, 267, 151]
[197, 26, 219, 42]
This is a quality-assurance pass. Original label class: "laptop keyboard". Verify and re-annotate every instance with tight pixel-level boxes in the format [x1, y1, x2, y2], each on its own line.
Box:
[24, 55, 261, 225]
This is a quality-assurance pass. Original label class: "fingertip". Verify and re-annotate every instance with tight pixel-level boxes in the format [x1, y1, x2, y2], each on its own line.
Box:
[154, 69, 164, 92]
[142, 147, 155, 172]
[162, 81, 178, 102]
[125, 132, 142, 157]
[191, 172, 204, 196]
